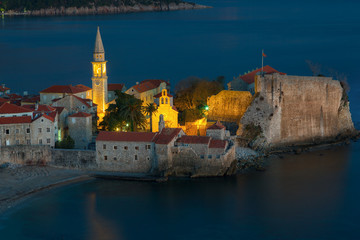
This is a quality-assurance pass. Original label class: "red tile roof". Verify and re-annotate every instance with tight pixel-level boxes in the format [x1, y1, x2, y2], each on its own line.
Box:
[132, 80, 169, 93]
[154, 92, 173, 98]
[23, 104, 56, 112]
[108, 83, 125, 91]
[75, 84, 92, 91]
[0, 102, 33, 114]
[0, 116, 32, 125]
[240, 65, 286, 84]
[153, 128, 183, 145]
[209, 139, 228, 149]
[68, 112, 92, 118]
[97, 131, 157, 142]
[207, 120, 226, 130]
[54, 107, 66, 114]
[73, 95, 92, 108]
[176, 135, 211, 145]
[6, 93, 22, 100]
[0, 85, 10, 92]
[40, 85, 86, 94]
[33, 114, 55, 122]
[22, 95, 40, 103]
[0, 97, 9, 103]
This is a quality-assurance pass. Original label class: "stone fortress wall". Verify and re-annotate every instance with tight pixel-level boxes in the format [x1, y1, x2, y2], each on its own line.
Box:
[240, 73, 355, 147]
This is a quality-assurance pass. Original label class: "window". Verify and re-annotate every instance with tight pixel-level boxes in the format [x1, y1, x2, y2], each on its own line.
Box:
[39, 139, 43, 144]
[27, 140, 31, 145]
[5, 129, 9, 135]
[113, 146, 117, 150]
[134, 155, 138, 160]
[135, 146, 139, 150]
[47, 128, 50, 133]
[15, 129, 19, 134]
[146, 144, 151, 150]
[200, 155, 204, 159]
[146, 157, 150, 161]
[26, 128, 30, 134]
[103, 144, 106, 150]
[113, 157, 117, 161]
[38, 128, 42, 133]
[16, 139, 20, 145]
[104, 156, 108, 160]
[217, 155, 221, 159]
[208, 155, 212, 159]
[124, 146, 128, 150]
[41, 119, 44, 122]
[47, 138, 51, 144]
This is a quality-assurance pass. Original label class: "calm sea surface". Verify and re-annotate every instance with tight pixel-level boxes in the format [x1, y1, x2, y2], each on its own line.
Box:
[1, 0, 360, 239]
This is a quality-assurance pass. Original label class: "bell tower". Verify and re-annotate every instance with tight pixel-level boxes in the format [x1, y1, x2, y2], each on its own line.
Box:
[91, 26, 108, 123]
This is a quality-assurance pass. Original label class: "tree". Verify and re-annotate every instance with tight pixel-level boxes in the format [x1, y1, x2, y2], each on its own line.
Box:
[55, 136, 75, 149]
[143, 103, 158, 132]
[174, 76, 224, 123]
[100, 91, 147, 132]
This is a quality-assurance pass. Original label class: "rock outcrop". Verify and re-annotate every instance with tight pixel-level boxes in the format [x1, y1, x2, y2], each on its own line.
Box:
[240, 73, 357, 149]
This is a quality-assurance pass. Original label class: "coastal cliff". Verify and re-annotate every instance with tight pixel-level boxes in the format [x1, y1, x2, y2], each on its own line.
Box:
[2, 1, 209, 16]
[239, 73, 357, 150]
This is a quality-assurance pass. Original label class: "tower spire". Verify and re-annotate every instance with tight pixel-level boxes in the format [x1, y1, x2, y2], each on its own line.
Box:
[94, 26, 105, 54]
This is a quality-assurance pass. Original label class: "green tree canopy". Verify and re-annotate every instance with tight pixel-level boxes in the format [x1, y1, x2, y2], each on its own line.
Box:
[174, 76, 224, 123]
[100, 91, 147, 132]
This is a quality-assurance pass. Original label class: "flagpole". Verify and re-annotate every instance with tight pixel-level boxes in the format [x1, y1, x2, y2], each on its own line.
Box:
[261, 49, 264, 76]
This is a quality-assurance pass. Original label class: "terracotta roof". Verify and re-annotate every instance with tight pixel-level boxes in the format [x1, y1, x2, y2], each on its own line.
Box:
[23, 104, 56, 112]
[132, 80, 169, 93]
[22, 95, 40, 103]
[75, 84, 92, 91]
[6, 93, 22, 100]
[0, 116, 32, 125]
[108, 83, 125, 91]
[32, 113, 55, 122]
[68, 112, 92, 118]
[0, 102, 33, 114]
[0, 85, 10, 92]
[207, 120, 226, 130]
[97, 131, 157, 142]
[154, 92, 173, 98]
[176, 135, 211, 145]
[54, 107, 65, 114]
[40, 85, 86, 94]
[153, 128, 183, 145]
[73, 95, 92, 108]
[240, 65, 286, 84]
[0, 97, 9, 103]
[209, 139, 227, 149]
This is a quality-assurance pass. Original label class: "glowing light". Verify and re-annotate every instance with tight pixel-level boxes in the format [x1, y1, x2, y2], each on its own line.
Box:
[205, 106, 209, 111]
[126, 123, 129, 127]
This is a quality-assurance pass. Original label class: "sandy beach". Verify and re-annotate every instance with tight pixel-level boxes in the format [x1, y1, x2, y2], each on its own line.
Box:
[0, 165, 92, 214]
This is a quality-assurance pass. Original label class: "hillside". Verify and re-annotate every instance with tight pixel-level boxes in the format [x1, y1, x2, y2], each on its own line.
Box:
[0, 0, 207, 15]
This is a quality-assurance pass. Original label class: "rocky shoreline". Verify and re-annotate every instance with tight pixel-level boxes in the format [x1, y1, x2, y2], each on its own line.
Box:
[2, 2, 210, 16]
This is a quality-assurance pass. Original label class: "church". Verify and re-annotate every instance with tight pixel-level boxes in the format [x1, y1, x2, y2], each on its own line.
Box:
[91, 27, 178, 131]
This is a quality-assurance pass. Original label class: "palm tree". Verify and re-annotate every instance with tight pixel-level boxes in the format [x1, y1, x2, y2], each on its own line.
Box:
[143, 103, 158, 132]
[100, 91, 147, 132]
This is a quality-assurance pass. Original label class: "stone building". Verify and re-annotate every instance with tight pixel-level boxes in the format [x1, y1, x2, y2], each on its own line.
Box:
[51, 94, 96, 115]
[0, 84, 10, 96]
[30, 114, 56, 147]
[68, 112, 93, 149]
[151, 89, 179, 132]
[0, 102, 33, 118]
[240, 73, 356, 147]
[91, 27, 108, 123]
[126, 79, 170, 106]
[227, 65, 285, 94]
[40, 85, 90, 105]
[206, 120, 229, 140]
[0, 116, 32, 146]
[108, 83, 126, 102]
[96, 131, 158, 172]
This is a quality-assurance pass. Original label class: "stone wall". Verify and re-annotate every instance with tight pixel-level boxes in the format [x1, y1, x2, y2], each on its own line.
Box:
[50, 149, 97, 169]
[207, 90, 253, 122]
[240, 74, 356, 148]
[0, 145, 96, 168]
[0, 145, 52, 165]
[169, 143, 236, 177]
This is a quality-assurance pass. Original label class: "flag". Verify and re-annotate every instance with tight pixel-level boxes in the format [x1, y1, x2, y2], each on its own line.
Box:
[262, 52, 267, 57]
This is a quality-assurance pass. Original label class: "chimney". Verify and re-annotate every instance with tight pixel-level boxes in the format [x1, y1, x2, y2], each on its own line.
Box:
[35, 103, 39, 111]
[23, 91, 28, 96]
[136, 82, 139, 85]
[1, 84, 5, 88]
